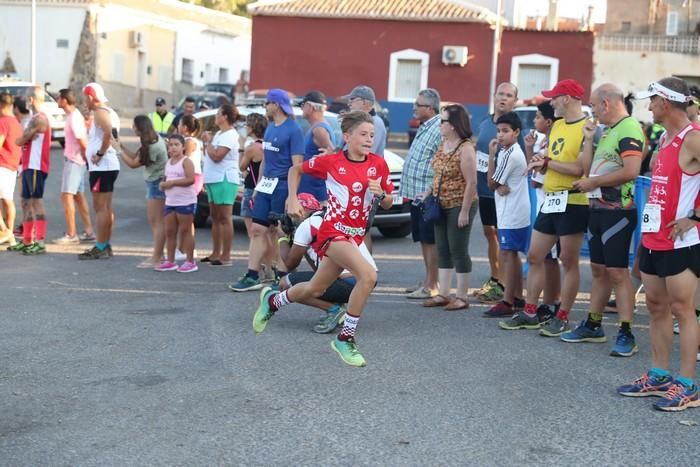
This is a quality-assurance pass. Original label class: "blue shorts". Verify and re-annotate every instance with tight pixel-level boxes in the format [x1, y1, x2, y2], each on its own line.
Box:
[145, 179, 166, 200]
[252, 181, 288, 226]
[241, 187, 255, 218]
[21, 169, 47, 199]
[164, 203, 197, 216]
[499, 227, 529, 253]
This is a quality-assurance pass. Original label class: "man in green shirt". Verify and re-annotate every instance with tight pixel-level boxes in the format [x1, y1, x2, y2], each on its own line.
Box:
[565, 83, 644, 357]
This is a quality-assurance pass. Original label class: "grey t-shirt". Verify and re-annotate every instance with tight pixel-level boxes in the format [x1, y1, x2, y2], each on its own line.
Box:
[372, 113, 386, 157]
[143, 137, 168, 182]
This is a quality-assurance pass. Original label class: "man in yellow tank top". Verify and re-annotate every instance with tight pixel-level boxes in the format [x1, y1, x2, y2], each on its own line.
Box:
[500, 79, 590, 338]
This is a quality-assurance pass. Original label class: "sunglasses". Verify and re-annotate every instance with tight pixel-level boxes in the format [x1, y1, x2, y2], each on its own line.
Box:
[440, 119, 450, 123]
[414, 103, 431, 108]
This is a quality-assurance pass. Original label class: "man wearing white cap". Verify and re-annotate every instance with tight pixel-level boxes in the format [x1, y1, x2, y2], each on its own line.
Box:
[616, 77, 700, 411]
[79, 82, 121, 260]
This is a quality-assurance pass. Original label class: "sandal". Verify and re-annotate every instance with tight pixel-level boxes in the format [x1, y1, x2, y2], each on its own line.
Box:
[445, 297, 469, 311]
[200, 256, 214, 263]
[137, 259, 159, 269]
[422, 295, 450, 307]
[210, 259, 233, 266]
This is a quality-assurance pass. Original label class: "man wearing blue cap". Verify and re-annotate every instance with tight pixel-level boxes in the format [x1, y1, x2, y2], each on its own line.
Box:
[229, 88, 305, 291]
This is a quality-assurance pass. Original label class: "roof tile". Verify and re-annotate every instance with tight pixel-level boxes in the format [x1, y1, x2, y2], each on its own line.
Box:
[248, 0, 498, 24]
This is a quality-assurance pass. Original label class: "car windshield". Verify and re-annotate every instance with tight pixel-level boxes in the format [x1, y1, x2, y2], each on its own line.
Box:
[0, 85, 57, 103]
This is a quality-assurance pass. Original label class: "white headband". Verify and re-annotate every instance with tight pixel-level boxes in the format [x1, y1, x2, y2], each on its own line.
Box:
[635, 81, 691, 103]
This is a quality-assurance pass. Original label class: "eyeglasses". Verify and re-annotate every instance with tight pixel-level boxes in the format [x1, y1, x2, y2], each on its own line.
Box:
[441, 119, 450, 124]
[414, 103, 431, 108]
[264, 101, 274, 106]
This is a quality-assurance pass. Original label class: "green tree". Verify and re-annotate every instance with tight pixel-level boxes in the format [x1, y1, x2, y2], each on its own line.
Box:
[182, 0, 252, 17]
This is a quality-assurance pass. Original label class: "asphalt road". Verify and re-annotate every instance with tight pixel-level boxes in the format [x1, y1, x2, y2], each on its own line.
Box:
[1, 142, 698, 466]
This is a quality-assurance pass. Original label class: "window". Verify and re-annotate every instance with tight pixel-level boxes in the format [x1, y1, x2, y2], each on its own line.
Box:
[510, 54, 560, 100]
[388, 49, 429, 102]
[621, 21, 631, 33]
[219, 67, 229, 83]
[56, 39, 69, 48]
[181, 58, 194, 84]
[112, 53, 125, 82]
[667, 11, 679, 36]
[205, 63, 212, 82]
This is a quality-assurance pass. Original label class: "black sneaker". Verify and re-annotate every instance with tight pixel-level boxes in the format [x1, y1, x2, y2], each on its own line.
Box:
[78, 246, 110, 260]
[536, 304, 555, 323]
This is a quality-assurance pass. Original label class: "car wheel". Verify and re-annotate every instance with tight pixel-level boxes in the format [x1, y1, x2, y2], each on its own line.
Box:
[377, 223, 411, 238]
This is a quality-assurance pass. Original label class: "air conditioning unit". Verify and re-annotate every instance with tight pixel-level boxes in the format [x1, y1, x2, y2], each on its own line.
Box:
[129, 31, 144, 48]
[442, 45, 469, 67]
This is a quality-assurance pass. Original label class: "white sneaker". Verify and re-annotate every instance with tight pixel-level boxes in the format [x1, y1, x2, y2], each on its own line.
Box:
[175, 249, 187, 262]
[673, 320, 680, 335]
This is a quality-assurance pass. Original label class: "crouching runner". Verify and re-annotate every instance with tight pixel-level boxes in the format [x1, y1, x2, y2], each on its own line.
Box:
[280, 193, 378, 334]
[252, 111, 393, 367]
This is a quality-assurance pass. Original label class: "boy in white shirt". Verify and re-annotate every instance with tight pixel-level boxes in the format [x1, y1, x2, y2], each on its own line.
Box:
[486, 112, 531, 319]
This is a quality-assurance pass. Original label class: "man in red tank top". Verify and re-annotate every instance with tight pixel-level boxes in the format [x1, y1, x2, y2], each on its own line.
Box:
[617, 77, 700, 412]
[8, 86, 51, 255]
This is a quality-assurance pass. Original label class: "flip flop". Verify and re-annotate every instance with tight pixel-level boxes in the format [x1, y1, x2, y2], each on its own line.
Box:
[200, 256, 213, 263]
[210, 259, 233, 266]
[137, 260, 159, 269]
[445, 298, 470, 311]
[422, 295, 450, 307]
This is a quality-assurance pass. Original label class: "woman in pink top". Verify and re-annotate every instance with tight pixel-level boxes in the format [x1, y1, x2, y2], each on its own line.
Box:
[157, 135, 197, 273]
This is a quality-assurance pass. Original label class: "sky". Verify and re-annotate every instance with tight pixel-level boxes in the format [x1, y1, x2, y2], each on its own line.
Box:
[523, 0, 607, 23]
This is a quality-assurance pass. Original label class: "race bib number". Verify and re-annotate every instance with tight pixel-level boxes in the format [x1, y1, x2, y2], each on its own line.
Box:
[586, 174, 602, 199]
[586, 187, 602, 199]
[641, 203, 661, 233]
[255, 176, 278, 194]
[476, 151, 489, 173]
[541, 191, 568, 213]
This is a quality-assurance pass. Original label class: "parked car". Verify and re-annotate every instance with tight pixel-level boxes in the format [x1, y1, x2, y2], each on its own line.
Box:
[327, 96, 390, 138]
[203, 82, 234, 99]
[192, 105, 411, 238]
[175, 91, 230, 114]
[0, 78, 65, 145]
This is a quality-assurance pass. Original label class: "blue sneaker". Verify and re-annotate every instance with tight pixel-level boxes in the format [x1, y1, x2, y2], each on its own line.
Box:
[617, 372, 674, 397]
[653, 382, 700, 412]
[560, 320, 607, 343]
[610, 331, 638, 357]
[228, 274, 264, 292]
[252, 287, 275, 334]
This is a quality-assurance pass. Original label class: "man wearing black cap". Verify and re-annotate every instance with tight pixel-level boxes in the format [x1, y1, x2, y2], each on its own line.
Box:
[148, 98, 175, 137]
[347, 85, 385, 156]
[299, 90, 335, 203]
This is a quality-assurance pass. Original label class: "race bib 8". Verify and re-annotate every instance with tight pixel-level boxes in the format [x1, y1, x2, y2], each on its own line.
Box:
[641, 203, 661, 233]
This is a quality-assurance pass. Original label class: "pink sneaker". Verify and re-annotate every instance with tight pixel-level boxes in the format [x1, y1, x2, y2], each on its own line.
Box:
[177, 261, 199, 273]
[154, 260, 178, 272]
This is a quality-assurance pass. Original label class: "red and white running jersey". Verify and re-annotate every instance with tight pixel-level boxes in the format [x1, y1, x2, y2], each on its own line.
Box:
[643, 123, 700, 251]
[21, 112, 51, 173]
[302, 150, 393, 249]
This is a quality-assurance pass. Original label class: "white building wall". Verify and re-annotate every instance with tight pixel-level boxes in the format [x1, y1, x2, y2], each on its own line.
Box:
[0, 4, 85, 89]
[593, 46, 700, 122]
[174, 24, 251, 88]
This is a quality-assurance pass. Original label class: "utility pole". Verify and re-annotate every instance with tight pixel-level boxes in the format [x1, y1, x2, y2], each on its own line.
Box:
[488, 0, 503, 114]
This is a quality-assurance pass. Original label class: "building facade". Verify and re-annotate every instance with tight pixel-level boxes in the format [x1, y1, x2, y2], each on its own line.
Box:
[0, 0, 251, 110]
[247, 0, 593, 132]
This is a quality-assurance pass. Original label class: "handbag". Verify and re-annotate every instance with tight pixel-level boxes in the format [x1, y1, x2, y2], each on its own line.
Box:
[421, 141, 462, 222]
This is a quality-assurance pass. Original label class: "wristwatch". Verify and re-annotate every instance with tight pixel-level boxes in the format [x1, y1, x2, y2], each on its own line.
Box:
[688, 209, 700, 222]
[376, 191, 387, 201]
[95, 151, 104, 158]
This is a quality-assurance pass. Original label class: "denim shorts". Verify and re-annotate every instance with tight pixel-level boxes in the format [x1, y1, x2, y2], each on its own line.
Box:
[164, 203, 197, 216]
[241, 187, 255, 218]
[145, 179, 166, 200]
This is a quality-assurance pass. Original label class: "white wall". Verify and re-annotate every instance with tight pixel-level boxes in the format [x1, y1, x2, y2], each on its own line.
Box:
[174, 24, 251, 87]
[0, 4, 85, 89]
[593, 46, 700, 122]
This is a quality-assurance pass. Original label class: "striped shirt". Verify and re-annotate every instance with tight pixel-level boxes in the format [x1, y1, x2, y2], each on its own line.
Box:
[400, 114, 441, 199]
